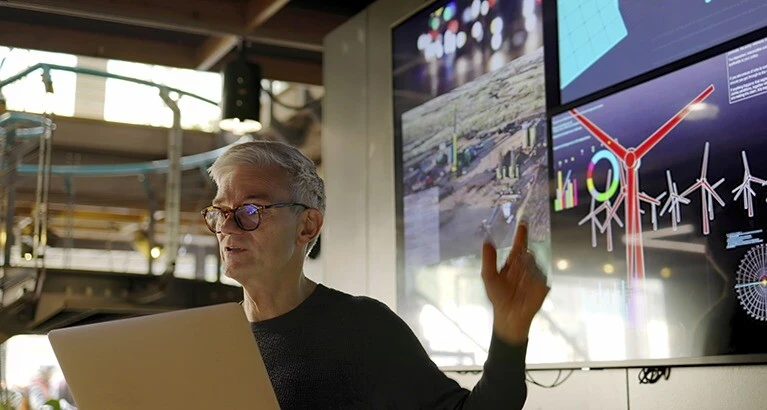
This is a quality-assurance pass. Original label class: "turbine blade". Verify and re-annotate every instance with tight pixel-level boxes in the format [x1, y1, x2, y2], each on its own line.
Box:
[734, 185, 744, 201]
[742, 151, 750, 174]
[660, 199, 673, 215]
[701, 142, 710, 178]
[710, 188, 726, 206]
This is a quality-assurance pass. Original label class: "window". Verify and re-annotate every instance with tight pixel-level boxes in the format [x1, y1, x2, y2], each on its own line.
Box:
[0, 47, 77, 116]
[104, 60, 222, 132]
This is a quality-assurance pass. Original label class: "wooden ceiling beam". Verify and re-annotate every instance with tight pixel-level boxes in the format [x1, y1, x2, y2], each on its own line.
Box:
[245, 0, 293, 31]
[46, 117, 221, 159]
[0, 21, 197, 69]
[0, 0, 324, 53]
[249, 54, 322, 85]
[0, 20, 322, 84]
[196, 0, 292, 71]
[0, 0, 243, 37]
[252, 7, 349, 46]
[196, 36, 240, 71]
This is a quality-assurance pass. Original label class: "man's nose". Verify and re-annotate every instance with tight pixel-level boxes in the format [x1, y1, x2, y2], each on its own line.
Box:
[218, 213, 243, 235]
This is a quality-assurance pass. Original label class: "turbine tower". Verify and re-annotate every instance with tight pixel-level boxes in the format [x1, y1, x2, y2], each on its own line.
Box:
[570, 85, 715, 282]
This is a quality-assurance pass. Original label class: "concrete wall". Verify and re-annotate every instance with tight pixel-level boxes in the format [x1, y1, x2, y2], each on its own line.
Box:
[322, 1, 766, 409]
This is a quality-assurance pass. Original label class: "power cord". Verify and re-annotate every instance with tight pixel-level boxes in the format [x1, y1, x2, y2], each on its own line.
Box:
[637, 367, 671, 384]
[262, 87, 318, 111]
[525, 369, 575, 388]
[238, 39, 317, 112]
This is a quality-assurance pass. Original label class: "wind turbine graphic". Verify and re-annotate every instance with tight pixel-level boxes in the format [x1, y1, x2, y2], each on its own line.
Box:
[660, 170, 690, 231]
[732, 150, 767, 218]
[579, 169, 623, 252]
[569, 85, 715, 282]
[678, 141, 725, 235]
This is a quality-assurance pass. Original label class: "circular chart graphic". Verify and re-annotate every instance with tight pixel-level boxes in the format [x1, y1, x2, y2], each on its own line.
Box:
[586, 150, 620, 202]
[735, 244, 767, 321]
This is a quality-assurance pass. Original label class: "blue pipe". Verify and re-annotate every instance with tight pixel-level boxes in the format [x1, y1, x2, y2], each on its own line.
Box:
[0, 112, 53, 141]
[1, 63, 236, 177]
[0, 63, 218, 106]
[17, 139, 242, 177]
[0, 112, 53, 126]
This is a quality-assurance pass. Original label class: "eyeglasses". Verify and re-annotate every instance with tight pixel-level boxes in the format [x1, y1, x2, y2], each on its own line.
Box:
[200, 202, 308, 233]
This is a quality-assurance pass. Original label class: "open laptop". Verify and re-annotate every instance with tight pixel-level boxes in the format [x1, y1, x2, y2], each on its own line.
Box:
[48, 303, 280, 410]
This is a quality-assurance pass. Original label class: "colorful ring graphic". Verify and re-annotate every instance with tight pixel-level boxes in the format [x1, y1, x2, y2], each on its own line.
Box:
[586, 150, 620, 202]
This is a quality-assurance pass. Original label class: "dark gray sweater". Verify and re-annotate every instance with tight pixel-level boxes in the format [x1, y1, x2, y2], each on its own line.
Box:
[250, 284, 527, 409]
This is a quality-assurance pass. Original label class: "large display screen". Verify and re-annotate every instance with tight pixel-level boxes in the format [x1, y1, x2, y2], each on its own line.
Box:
[549, 36, 767, 365]
[393, 0, 551, 367]
[557, 0, 767, 104]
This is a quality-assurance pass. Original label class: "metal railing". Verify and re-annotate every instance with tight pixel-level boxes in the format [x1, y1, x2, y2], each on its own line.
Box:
[0, 63, 242, 283]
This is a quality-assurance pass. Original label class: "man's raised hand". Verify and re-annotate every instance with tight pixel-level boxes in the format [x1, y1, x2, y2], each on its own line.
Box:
[481, 222, 550, 345]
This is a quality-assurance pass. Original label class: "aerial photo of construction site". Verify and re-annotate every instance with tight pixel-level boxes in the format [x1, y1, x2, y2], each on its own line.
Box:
[401, 47, 549, 262]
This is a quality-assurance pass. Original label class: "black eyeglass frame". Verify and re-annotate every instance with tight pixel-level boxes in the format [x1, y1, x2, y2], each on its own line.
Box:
[200, 202, 308, 233]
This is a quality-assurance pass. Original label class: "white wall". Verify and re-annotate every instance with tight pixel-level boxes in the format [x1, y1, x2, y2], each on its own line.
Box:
[322, 9, 372, 299]
[321, 1, 766, 409]
[323, 1, 408, 307]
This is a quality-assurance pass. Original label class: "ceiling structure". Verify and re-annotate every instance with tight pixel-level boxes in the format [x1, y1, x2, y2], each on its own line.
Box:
[1, 0, 370, 254]
[0, 0, 376, 340]
[0, 0, 377, 85]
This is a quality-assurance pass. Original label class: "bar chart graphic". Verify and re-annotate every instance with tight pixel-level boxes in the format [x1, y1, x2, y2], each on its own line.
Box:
[555, 169, 579, 211]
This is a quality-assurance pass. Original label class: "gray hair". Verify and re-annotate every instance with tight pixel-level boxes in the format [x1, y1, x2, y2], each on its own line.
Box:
[208, 140, 326, 253]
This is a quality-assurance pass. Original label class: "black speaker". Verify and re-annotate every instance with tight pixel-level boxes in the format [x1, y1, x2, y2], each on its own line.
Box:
[220, 49, 262, 134]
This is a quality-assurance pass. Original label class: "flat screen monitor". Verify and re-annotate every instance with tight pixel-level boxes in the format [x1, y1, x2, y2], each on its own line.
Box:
[548, 35, 767, 366]
[392, 0, 551, 367]
[557, 0, 767, 104]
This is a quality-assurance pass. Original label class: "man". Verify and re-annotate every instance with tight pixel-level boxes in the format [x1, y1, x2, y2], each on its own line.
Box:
[202, 140, 549, 409]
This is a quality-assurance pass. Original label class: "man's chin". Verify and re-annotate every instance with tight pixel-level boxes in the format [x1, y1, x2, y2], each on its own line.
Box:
[221, 262, 248, 284]
[222, 268, 244, 282]
[221, 258, 270, 285]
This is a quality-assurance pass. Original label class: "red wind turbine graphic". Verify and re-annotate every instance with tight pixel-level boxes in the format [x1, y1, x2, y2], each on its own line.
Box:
[568, 84, 715, 282]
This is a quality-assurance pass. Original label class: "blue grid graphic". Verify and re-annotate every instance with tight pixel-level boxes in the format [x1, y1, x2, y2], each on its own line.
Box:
[558, 0, 628, 88]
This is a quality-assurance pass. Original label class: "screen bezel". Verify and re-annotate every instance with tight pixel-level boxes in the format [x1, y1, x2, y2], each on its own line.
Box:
[543, 0, 767, 112]
[544, 24, 767, 370]
[390, 0, 767, 370]
[389, 0, 440, 322]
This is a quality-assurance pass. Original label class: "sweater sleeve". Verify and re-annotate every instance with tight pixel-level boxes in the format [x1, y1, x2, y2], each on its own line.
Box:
[363, 300, 527, 409]
[26, 383, 49, 409]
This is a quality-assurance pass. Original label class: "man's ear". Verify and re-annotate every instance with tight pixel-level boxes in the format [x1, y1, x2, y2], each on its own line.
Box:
[296, 208, 323, 246]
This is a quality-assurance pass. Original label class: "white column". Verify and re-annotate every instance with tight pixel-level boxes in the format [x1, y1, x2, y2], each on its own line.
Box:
[73, 56, 107, 119]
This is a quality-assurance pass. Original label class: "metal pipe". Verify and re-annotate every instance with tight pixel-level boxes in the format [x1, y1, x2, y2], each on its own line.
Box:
[18, 138, 243, 177]
[31, 117, 45, 263]
[0, 63, 217, 106]
[1, 129, 17, 268]
[0, 73, 239, 178]
[33, 119, 53, 298]
[159, 87, 182, 276]
[64, 176, 74, 268]
[140, 174, 156, 275]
